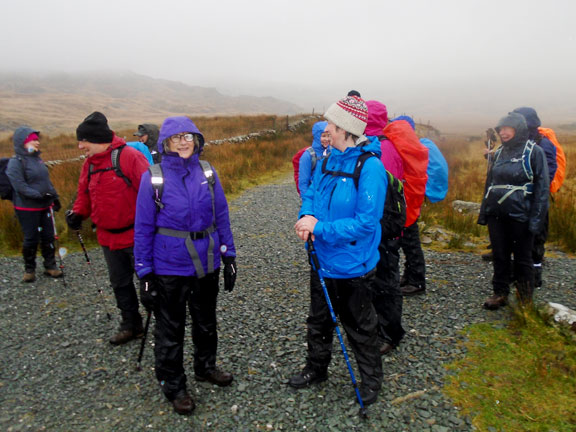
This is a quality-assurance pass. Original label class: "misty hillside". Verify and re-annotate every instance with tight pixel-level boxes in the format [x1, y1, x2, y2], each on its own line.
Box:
[0, 71, 303, 135]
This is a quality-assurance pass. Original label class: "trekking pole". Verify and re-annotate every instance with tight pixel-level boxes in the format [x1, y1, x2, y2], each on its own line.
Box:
[49, 207, 67, 288]
[76, 230, 112, 321]
[135, 310, 152, 372]
[485, 128, 497, 174]
[307, 238, 368, 418]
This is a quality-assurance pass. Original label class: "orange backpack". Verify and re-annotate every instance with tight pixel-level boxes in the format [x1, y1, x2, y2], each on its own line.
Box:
[538, 127, 566, 193]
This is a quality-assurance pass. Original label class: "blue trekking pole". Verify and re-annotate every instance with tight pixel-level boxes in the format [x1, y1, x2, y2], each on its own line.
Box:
[307, 238, 368, 418]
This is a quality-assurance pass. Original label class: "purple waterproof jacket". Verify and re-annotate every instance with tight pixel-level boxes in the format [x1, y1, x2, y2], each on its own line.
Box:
[134, 116, 236, 278]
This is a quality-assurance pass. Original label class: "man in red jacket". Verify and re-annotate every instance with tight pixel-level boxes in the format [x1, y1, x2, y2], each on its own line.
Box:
[66, 112, 150, 345]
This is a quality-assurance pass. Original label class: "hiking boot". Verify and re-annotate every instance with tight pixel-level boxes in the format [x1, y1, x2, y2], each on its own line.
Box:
[109, 328, 144, 345]
[380, 342, 396, 356]
[401, 284, 425, 296]
[483, 294, 508, 310]
[481, 251, 493, 262]
[359, 385, 379, 406]
[288, 368, 328, 389]
[43, 269, 63, 278]
[195, 367, 234, 387]
[171, 390, 195, 415]
[22, 272, 36, 283]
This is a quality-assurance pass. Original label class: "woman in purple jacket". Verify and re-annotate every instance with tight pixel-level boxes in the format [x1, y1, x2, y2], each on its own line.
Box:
[134, 116, 237, 416]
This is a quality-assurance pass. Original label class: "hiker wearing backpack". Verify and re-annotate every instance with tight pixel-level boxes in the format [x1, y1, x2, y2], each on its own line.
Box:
[134, 116, 237, 416]
[296, 121, 330, 196]
[512, 107, 559, 288]
[364, 100, 406, 356]
[5, 127, 62, 282]
[290, 95, 386, 406]
[65, 112, 150, 344]
[478, 113, 549, 309]
[134, 123, 161, 164]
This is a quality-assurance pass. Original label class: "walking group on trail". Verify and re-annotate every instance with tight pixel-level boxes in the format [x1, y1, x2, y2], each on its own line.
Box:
[1, 90, 565, 416]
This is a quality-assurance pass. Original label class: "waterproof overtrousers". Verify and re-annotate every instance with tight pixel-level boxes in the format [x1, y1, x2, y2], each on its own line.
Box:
[154, 271, 220, 400]
[306, 270, 382, 392]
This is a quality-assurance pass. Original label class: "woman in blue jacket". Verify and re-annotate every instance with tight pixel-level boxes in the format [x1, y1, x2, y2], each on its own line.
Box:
[134, 116, 237, 415]
[6, 127, 62, 282]
[290, 95, 387, 406]
[298, 120, 330, 196]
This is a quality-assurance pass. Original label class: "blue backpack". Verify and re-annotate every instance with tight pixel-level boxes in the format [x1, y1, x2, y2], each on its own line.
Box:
[420, 138, 448, 203]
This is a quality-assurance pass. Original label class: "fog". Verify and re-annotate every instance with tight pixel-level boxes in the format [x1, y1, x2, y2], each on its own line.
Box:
[1, 0, 575, 132]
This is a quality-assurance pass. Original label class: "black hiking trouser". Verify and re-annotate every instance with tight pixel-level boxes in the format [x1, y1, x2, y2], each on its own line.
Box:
[487, 215, 534, 296]
[373, 237, 405, 346]
[154, 271, 220, 400]
[400, 221, 426, 289]
[101, 246, 141, 330]
[306, 269, 382, 392]
[16, 209, 56, 272]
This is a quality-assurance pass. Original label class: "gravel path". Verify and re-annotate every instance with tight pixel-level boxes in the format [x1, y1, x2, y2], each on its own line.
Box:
[1, 174, 575, 432]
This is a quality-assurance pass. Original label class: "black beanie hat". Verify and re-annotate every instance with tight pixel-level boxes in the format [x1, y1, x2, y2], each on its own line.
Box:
[76, 112, 114, 143]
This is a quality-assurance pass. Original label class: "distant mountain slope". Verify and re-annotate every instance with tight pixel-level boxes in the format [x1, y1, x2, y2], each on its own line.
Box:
[0, 71, 303, 135]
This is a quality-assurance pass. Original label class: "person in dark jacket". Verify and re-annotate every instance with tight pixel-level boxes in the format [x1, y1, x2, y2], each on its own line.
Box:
[290, 95, 386, 406]
[478, 113, 549, 309]
[512, 107, 557, 288]
[134, 116, 237, 416]
[6, 127, 62, 282]
[134, 124, 161, 164]
[65, 112, 150, 345]
[364, 100, 406, 356]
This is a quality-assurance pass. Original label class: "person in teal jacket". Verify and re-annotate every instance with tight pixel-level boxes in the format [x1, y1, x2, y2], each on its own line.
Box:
[289, 95, 386, 406]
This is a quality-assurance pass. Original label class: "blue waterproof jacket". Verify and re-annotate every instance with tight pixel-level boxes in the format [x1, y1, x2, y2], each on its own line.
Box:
[126, 141, 154, 165]
[134, 117, 236, 278]
[6, 126, 58, 210]
[299, 136, 386, 279]
[298, 121, 329, 196]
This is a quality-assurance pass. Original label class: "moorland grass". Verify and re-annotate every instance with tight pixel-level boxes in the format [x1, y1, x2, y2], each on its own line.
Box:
[445, 305, 576, 431]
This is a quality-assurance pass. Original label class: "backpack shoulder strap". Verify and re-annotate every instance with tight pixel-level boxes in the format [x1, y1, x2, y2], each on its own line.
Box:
[149, 163, 164, 210]
[199, 160, 216, 226]
[522, 140, 535, 182]
[111, 145, 132, 187]
[321, 152, 377, 189]
[307, 147, 318, 171]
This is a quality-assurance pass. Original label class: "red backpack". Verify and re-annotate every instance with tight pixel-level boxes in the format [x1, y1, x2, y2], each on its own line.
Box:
[292, 147, 317, 195]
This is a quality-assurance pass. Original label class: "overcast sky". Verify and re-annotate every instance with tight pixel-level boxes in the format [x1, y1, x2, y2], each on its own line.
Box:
[1, 0, 575, 130]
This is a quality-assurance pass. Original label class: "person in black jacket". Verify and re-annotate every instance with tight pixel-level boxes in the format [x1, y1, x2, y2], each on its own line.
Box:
[478, 113, 549, 309]
[6, 127, 62, 282]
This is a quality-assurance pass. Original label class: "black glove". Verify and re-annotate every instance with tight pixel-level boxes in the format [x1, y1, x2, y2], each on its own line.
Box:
[222, 256, 237, 292]
[139, 273, 158, 311]
[65, 210, 83, 231]
[52, 198, 62, 212]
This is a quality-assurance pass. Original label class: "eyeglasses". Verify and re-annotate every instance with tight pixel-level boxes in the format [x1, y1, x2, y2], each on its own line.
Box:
[169, 133, 195, 144]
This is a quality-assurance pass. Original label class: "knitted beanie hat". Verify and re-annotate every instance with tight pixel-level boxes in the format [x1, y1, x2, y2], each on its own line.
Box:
[76, 112, 114, 143]
[324, 95, 368, 137]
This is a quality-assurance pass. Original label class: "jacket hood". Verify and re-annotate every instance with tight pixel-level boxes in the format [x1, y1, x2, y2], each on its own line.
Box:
[391, 115, 416, 131]
[311, 121, 328, 154]
[496, 113, 529, 144]
[157, 116, 204, 154]
[365, 100, 388, 136]
[512, 107, 541, 129]
[13, 126, 40, 156]
[137, 124, 160, 147]
[359, 135, 382, 158]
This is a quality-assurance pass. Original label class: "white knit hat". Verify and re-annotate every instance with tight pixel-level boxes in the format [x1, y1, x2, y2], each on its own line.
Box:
[324, 95, 368, 137]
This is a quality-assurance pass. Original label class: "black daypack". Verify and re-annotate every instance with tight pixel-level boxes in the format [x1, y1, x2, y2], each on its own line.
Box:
[0, 156, 26, 201]
[321, 152, 406, 239]
[87, 145, 132, 190]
